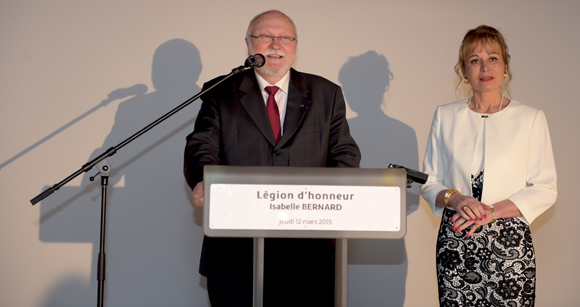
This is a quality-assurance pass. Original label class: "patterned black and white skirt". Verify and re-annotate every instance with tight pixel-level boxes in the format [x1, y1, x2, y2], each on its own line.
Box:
[436, 170, 537, 306]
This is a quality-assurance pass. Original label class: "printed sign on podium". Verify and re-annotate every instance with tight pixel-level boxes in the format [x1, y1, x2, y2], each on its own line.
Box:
[203, 166, 406, 239]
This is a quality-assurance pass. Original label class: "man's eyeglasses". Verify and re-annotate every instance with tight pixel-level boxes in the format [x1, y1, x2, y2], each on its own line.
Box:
[248, 35, 296, 45]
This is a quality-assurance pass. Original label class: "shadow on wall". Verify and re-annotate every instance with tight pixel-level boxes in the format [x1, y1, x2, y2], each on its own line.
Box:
[341, 50, 419, 307]
[38, 39, 208, 307]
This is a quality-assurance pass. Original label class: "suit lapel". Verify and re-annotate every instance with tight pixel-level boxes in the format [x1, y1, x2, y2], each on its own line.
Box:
[238, 71, 278, 145]
[279, 69, 311, 147]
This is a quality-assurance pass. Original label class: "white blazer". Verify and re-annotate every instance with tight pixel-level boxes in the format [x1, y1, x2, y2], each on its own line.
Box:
[420, 99, 557, 225]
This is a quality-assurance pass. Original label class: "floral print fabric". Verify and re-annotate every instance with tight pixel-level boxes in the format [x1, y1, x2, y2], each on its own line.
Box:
[436, 170, 536, 306]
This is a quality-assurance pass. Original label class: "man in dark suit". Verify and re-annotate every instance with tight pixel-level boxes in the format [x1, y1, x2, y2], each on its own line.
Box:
[184, 10, 360, 306]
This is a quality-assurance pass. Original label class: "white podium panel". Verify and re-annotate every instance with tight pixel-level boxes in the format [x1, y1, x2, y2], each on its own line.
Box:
[203, 166, 406, 239]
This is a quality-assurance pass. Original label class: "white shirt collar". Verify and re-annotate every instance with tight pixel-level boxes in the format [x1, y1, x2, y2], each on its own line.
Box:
[254, 70, 290, 94]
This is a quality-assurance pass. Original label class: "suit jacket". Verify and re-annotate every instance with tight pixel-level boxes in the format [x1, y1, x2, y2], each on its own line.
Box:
[420, 99, 557, 225]
[184, 68, 361, 283]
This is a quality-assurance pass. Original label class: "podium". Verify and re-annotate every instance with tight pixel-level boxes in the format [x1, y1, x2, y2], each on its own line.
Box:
[203, 165, 407, 307]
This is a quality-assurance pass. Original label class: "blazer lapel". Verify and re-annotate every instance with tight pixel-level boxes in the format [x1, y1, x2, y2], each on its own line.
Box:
[238, 71, 278, 145]
[278, 69, 311, 147]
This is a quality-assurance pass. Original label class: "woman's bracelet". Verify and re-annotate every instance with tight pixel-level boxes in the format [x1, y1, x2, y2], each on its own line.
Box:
[490, 206, 497, 223]
[444, 189, 459, 207]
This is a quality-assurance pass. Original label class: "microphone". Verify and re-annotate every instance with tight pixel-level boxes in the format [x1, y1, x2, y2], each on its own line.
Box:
[232, 54, 266, 74]
[387, 164, 428, 185]
[244, 54, 266, 68]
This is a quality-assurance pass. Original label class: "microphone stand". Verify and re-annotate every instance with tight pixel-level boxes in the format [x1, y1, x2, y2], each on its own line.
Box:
[30, 59, 260, 307]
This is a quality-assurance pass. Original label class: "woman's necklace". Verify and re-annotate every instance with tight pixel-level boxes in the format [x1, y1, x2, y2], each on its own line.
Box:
[468, 95, 505, 112]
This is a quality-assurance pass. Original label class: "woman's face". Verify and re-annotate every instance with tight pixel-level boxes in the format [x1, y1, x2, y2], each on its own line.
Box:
[462, 42, 506, 94]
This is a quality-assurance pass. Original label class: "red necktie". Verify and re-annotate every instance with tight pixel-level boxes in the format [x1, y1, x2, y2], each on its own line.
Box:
[265, 86, 281, 143]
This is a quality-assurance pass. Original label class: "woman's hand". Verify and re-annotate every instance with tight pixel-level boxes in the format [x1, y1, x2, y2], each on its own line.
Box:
[449, 193, 487, 223]
[448, 193, 488, 237]
[451, 203, 494, 237]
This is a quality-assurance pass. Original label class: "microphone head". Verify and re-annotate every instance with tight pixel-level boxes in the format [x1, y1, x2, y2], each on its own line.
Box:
[245, 54, 266, 68]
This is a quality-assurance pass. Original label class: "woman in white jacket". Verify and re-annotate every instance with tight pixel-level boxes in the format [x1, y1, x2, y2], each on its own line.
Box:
[420, 25, 557, 306]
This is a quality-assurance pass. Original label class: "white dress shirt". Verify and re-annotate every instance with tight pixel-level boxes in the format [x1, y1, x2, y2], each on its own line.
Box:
[255, 71, 290, 136]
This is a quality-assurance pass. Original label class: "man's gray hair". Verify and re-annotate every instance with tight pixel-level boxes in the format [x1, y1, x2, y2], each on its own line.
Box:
[245, 10, 297, 38]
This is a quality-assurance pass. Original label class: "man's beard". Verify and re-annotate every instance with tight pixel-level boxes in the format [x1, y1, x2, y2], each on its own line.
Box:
[255, 62, 291, 77]
[249, 47, 293, 77]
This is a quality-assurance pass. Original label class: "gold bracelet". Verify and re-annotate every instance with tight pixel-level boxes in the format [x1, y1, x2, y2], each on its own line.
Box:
[444, 189, 459, 207]
[490, 206, 497, 223]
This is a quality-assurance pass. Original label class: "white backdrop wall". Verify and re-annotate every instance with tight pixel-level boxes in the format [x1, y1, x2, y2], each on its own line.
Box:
[1, 1, 578, 306]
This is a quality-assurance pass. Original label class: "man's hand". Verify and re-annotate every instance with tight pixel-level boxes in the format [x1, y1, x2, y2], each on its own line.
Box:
[192, 181, 204, 207]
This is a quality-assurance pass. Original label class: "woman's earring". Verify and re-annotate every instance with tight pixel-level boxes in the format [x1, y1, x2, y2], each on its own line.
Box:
[504, 72, 508, 79]
[463, 77, 469, 84]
